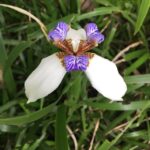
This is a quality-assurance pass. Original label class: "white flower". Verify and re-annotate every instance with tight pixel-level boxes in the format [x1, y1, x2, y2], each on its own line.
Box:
[25, 22, 127, 103]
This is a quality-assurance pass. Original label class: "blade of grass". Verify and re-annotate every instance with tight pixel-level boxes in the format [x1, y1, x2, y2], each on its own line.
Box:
[121, 10, 149, 50]
[28, 121, 50, 150]
[102, 26, 117, 57]
[0, 8, 5, 25]
[4, 41, 33, 74]
[77, 7, 120, 21]
[124, 53, 149, 75]
[32, 0, 40, 18]
[108, 101, 150, 149]
[83, 100, 150, 111]
[0, 32, 16, 96]
[0, 100, 18, 113]
[0, 32, 7, 66]
[124, 74, 150, 84]
[77, 0, 81, 14]
[96, 0, 112, 6]
[134, 0, 150, 34]
[55, 104, 68, 150]
[97, 139, 111, 150]
[124, 49, 146, 61]
[0, 4, 48, 40]
[58, 0, 67, 14]
[0, 103, 56, 125]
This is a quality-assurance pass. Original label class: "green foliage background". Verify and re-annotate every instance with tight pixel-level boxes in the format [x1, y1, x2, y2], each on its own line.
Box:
[0, 0, 150, 149]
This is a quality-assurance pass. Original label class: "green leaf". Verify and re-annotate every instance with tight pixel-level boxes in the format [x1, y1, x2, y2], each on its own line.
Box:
[77, 0, 81, 14]
[124, 53, 149, 75]
[108, 102, 150, 149]
[83, 100, 150, 111]
[97, 139, 111, 150]
[135, 0, 150, 34]
[0, 124, 20, 133]
[0, 31, 16, 95]
[58, 0, 67, 14]
[124, 74, 150, 84]
[77, 7, 120, 21]
[68, 72, 82, 100]
[124, 49, 146, 61]
[0, 32, 7, 65]
[0, 4, 48, 40]
[55, 104, 68, 150]
[96, 0, 112, 6]
[4, 41, 33, 74]
[0, 103, 56, 125]
[0, 100, 18, 113]
[102, 26, 117, 57]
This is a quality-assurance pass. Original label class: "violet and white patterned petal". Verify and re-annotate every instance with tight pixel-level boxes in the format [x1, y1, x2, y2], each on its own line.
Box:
[64, 55, 89, 72]
[85, 23, 99, 37]
[85, 23, 104, 43]
[76, 55, 89, 71]
[64, 55, 76, 72]
[48, 22, 69, 41]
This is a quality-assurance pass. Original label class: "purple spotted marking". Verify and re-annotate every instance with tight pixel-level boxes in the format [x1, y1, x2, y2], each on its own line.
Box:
[64, 55, 89, 72]
[48, 22, 69, 41]
[85, 23, 104, 43]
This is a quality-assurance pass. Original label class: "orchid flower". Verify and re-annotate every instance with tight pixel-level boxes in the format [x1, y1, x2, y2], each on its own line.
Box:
[25, 22, 127, 103]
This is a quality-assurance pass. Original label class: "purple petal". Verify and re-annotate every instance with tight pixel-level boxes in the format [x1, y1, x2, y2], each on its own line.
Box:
[85, 23, 99, 36]
[64, 55, 89, 72]
[64, 55, 76, 72]
[48, 22, 69, 41]
[85, 23, 104, 43]
[76, 55, 89, 71]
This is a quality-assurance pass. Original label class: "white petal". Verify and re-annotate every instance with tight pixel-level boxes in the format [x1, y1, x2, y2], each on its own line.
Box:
[66, 28, 86, 52]
[85, 54, 127, 101]
[25, 53, 66, 103]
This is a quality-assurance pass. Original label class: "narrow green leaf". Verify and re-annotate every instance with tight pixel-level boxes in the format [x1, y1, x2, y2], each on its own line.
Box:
[124, 53, 149, 75]
[0, 103, 56, 125]
[77, 7, 120, 21]
[68, 72, 82, 100]
[28, 121, 49, 150]
[4, 41, 33, 74]
[77, 0, 81, 14]
[123, 130, 148, 139]
[0, 31, 16, 95]
[55, 104, 68, 150]
[84, 100, 150, 111]
[0, 124, 19, 133]
[108, 102, 150, 148]
[97, 139, 111, 150]
[124, 74, 150, 84]
[95, 0, 112, 6]
[58, 0, 67, 14]
[0, 8, 5, 25]
[0, 100, 18, 113]
[135, 0, 150, 34]
[102, 26, 117, 57]
[0, 32, 7, 65]
[124, 49, 146, 61]
[0, 4, 48, 40]
[32, 0, 40, 18]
